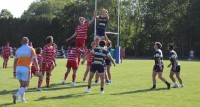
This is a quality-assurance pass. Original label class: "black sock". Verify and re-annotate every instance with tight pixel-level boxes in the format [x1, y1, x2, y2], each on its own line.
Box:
[153, 85, 156, 88]
[165, 81, 169, 85]
[95, 80, 98, 83]
[106, 80, 109, 83]
[100, 87, 104, 91]
[88, 85, 91, 89]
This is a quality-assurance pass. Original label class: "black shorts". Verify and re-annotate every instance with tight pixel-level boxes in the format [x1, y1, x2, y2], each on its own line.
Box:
[90, 64, 105, 73]
[153, 65, 163, 72]
[171, 66, 181, 72]
[97, 28, 106, 37]
[105, 59, 111, 66]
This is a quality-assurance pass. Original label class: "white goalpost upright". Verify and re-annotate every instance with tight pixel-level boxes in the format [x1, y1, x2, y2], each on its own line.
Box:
[94, 0, 121, 64]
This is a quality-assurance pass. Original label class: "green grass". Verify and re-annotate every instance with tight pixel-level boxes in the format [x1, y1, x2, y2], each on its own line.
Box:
[0, 59, 200, 107]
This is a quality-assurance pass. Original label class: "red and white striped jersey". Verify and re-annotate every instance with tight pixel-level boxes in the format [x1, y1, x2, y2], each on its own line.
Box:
[75, 23, 89, 39]
[67, 46, 82, 61]
[3, 46, 11, 55]
[86, 49, 94, 62]
[43, 44, 56, 63]
[37, 54, 43, 63]
[32, 54, 43, 66]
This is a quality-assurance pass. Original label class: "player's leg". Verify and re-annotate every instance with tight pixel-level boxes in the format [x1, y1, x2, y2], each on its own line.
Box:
[99, 72, 105, 94]
[71, 69, 77, 86]
[158, 72, 170, 89]
[13, 67, 30, 104]
[169, 71, 178, 88]
[106, 64, 112, 84]
[175, 66, 184, 87]
[85, 71, 95, 93]
[94, 72, 99, 85]
[62, 68, 71, 85]
[151, 71, 157, 90]
[83, 65, 90, 82]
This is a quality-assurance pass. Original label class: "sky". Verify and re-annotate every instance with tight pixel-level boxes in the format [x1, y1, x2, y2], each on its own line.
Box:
[0, 0, 36, 18]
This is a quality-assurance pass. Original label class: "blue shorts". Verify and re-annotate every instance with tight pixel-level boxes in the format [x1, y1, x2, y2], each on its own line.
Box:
[90, 64, 105, 73]
[16, 66, 30, 81]
[153, 65, 163, 72]
[97, 28, 106, 37]
[171, 66, 181, 72]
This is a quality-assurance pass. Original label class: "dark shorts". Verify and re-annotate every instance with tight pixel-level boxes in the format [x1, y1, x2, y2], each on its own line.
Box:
[97, 28, 106, 37]
[105, 59, 111, 66]
[171, 66, 181, 72]
[90, 64, 105, 73]
[153, 65, 163, 72]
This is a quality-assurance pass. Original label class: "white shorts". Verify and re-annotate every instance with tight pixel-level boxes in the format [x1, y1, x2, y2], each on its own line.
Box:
[16, 66, 30, 81]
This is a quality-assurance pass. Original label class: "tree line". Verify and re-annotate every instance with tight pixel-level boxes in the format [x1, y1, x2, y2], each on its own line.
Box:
[0, 0, 199, 58]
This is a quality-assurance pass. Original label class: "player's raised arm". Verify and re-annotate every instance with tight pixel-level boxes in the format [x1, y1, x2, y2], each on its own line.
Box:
[66, 32, 77, 42]
[89, 10, 98, 25]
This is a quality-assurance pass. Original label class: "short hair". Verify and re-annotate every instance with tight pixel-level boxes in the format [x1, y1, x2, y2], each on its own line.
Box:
[168, 44, 174, 50]
[155, 42, 162, 49]
[36, 47, 42, 54]
[102, 8, 108, 13]
[46, 36, 53, 44]
[99, 40, 106, 47]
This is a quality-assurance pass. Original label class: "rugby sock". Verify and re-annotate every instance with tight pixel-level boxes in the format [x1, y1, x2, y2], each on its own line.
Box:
[72, 74, 76, 82]
[152, 85, 156, 88]
[100, 88, 104, 91]
[16, 87, 25, 97]
[46, 78, 50, 87]
[64, 73, 69, 80]
[38, 79, 43, 88]
[88, 85, 91, 89]
[95, 80, 98, 83]
[165, 81, 170, 85]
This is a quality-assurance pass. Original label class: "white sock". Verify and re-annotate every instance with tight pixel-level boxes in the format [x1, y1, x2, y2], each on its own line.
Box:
[21, 93, 25, 101]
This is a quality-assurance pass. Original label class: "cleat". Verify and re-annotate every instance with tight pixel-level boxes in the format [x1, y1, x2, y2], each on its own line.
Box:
[13, 94, 17, 104]
[100, 91, 104, 94]
[94, 82, 98, 86]
[180, 84, 184, 88]
[150, 87, 156, 90]
[85, 89, 90, 93]
[37, 88, 43, 91]
[172, 84, 178, 88]
[62, 80, 66, 85]
[167, 83, 171, 90]
[71, 82, 76, 86]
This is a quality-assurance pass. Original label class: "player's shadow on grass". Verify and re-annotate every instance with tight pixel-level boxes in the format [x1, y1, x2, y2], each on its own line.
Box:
[0, 103, 14, 107]
[42, 84, 88, 91]
[110, 88, 167, 95]
[0, 87, 38, 95]
[35, 93, 85, 101]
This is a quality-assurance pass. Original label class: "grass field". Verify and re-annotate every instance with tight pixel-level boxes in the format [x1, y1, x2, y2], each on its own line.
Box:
[0, 58, 200, 107]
